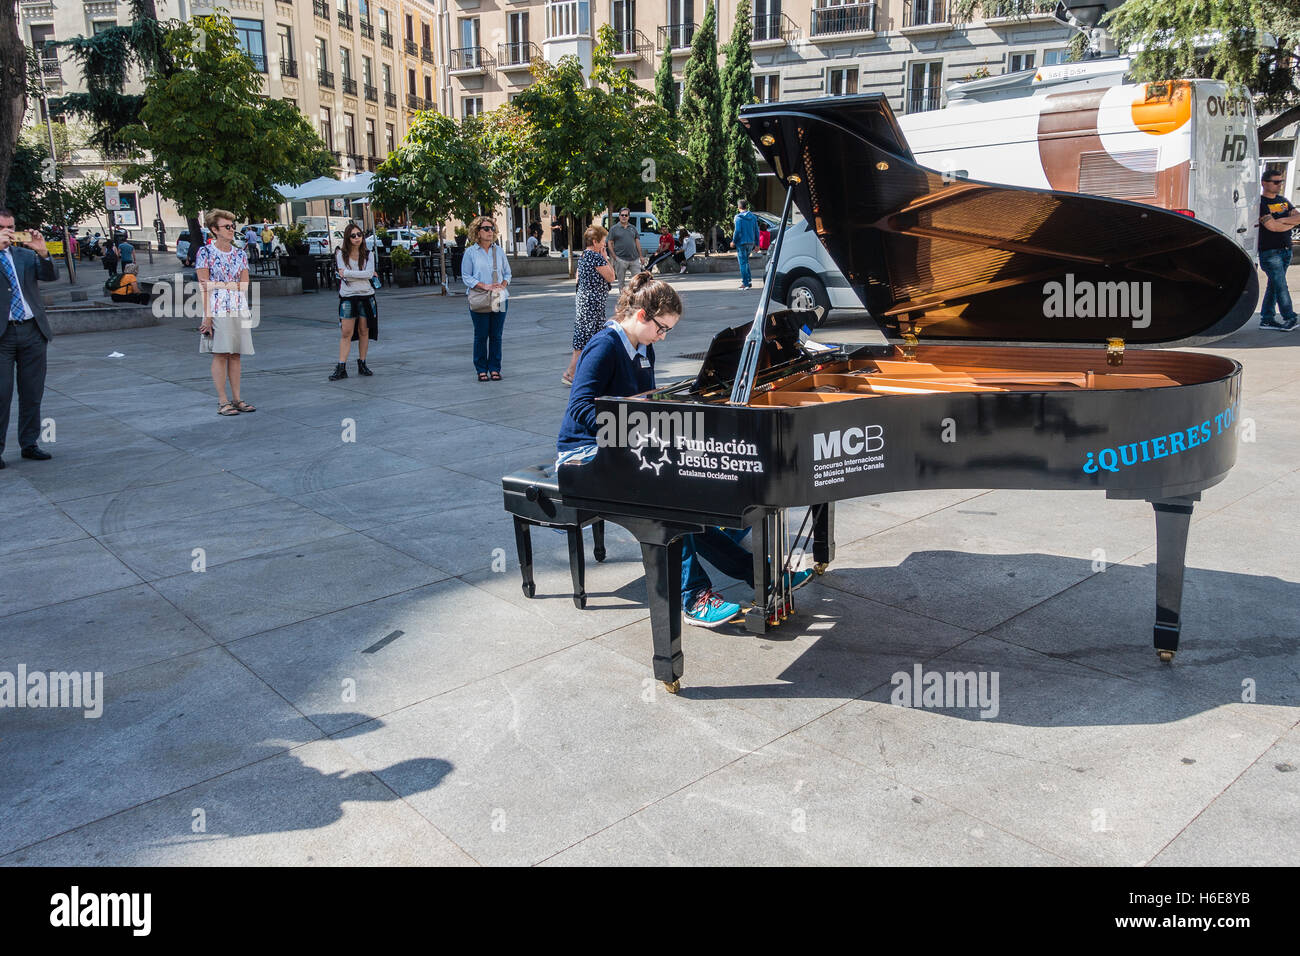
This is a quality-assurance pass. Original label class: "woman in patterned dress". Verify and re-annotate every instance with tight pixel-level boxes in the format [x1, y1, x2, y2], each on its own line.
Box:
[562, 224, 616, 386]
[196, 209, 255, 416]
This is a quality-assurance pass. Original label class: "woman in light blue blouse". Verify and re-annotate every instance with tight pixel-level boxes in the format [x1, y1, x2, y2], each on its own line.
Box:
[462, 215, 512, 381]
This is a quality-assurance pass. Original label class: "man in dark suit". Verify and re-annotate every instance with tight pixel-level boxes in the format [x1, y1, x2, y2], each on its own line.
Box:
[0, 209, 58, 469]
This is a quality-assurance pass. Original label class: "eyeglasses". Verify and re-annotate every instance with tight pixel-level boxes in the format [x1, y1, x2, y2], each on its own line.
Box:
[217, 223, 235, 231]
[480, 225, 496, 232]
[649, 316, 673, 337]
[1265, 179, 1285, 185]
[347, 232, 362, 238]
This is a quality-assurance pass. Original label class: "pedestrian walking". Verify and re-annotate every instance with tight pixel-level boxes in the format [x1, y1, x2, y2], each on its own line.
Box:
[0, 209, 58, 469]
[607, 207, 645, 292]
[101, 237, 119, 278]
[730, 199, 760, 290]
[195, 209, 256, 416]
[463, 215, 511, 381]
[1258, 169, 1300, 331]
[260, 219, 274, 259]
[329, 221, 378, 381]
[116, 235, 134, 268]
[563, 224, 616, 386]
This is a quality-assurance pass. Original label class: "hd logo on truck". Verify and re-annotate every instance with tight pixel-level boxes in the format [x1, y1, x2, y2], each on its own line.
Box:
[812, 425, 886, 488]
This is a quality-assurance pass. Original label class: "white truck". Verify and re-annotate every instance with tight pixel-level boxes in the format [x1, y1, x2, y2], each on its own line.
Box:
[776, 59, 1261, 320]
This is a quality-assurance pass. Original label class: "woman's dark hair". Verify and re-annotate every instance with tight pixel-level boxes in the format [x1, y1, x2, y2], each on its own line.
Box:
[341, 219, 369, 268]
[677, 227, 688, 240]
[613, 272, 682, 326]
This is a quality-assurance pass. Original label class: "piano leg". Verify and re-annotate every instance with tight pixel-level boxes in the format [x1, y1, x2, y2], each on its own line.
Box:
[513, 516, 535, 599]
[639, 540, 684, 690]
[566, 527, 587, 609]
[592, 519, 607, 562]
[813, 503, 836, 573]
[1150, 496, 1196, 662]
[744, 509, 773, 635]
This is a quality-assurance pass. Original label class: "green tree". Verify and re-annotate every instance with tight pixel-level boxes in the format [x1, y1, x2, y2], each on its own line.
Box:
[120, 16, 332, 251]
[1104, 0, 1300, 140]
[720, 0, 757, 207]
[654, 45, 677, 119]
[678, 1, 727, 248]
[372, 110, 499, 290]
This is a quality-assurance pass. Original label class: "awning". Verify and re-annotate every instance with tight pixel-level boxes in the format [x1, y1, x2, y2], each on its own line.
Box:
[277, 172, 375, 203]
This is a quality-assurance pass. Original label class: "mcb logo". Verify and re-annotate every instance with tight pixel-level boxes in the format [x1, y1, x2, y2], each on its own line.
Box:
[813, 425, 884, 461]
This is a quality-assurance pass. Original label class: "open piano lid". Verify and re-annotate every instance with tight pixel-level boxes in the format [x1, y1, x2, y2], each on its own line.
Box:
[740, 94, 1258, 346]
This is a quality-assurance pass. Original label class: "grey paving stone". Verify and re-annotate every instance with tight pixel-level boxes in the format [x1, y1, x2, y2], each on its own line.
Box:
[363, 500, 530, 575]
[0, 482, 87, 556]
[0, 538, 141, 617]
[0, 583, 214, 677]
[0, 645, 322, 857]
[98, 498, 355, 581]
[1, 739, 475, 866]
[12, 449, 222, 504]
[331, 642, 782, 866]
[226, 445, 428, 498]
[151, 533, 448, 642]
[60, 471, 278, 537]
[292, 465, 498, 530]
[545, 735, 1067, 866]
[795, 636, 1288, 865]
[226, 577, 586, 735]
[1152, 725, 1300, 866]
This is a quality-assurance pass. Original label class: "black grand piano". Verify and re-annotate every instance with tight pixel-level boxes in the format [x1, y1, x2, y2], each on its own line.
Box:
[549, 94, 1256, 693]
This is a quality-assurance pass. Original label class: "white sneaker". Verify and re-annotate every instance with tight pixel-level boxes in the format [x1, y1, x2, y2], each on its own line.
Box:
[679, 266, 687, 274]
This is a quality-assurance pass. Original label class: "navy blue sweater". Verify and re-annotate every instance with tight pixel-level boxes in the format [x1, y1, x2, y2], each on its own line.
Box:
[557, 325, 656, 453]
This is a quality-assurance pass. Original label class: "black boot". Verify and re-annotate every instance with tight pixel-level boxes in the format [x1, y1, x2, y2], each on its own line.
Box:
[357, 358, 373, 377]
[329, 362, 348, 381]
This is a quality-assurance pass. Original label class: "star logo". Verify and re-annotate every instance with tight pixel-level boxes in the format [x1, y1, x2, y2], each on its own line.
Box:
[629, 428, 673, 474]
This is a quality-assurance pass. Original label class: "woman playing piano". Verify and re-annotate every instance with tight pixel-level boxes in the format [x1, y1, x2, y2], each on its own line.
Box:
[556, 273, 808, 628]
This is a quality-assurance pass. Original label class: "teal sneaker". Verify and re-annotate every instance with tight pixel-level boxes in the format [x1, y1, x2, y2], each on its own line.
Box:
[685, 588, 743, 628]
[787, 568, 815, 591]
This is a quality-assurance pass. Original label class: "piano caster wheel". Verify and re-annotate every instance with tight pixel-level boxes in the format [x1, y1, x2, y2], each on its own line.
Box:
[594, 548, 606, 562]
[1157, 650, 1175, 663]
[663, 680, 681, 694]
[814, 563, 828, 575]
[522, 582, 535, 599]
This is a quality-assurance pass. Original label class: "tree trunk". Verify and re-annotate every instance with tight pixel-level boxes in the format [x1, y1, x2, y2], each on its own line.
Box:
[0, 2, 29, 209]
[185, 214, 202, 267]
[1258, 104, 1300, 147]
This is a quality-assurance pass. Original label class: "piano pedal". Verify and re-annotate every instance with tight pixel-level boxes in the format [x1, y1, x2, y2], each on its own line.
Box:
[663, 679, 681, 694]
[1157, 650, 1175, 663]
[814, 562, 828, 575]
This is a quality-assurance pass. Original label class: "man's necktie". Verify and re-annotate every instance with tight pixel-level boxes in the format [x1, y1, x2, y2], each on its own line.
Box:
[1, 253, 25, 322]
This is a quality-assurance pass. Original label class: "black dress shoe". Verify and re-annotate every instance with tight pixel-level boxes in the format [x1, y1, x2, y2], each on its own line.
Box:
[0, 457, 5, 469]
[21, 446, 52, 460]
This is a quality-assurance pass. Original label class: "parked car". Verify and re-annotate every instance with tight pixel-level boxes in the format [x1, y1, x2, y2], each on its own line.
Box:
[767, 219, 861, 325]
[304, 230, 332, 255]
[333, 229, 376, 251]
[379, 227, 420, 251]
[175, 228, 212, 263]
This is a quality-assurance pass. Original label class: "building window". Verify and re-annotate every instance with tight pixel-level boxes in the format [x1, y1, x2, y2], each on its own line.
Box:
[363, 55, 373, 87]
[424, 74, 433, 101]
[380, 7, 390, 33]
[459, 17, 480, 49]
[382, 63, 393, 93]
[422, 21, 431, 48]
[827, 65, 857, 96]
[316, 36, 329, 70]
[385, 123, 395, 153]
[546, 0, 591, 40]
[233, 18, 267, 71]
[340, 46, 352, 79]
[463, 96, 484, 118]
[365, 118, 376, 156]
[907, 60, 942, 112]
[278, 25, 295, 64]
[611, 0, 633, 48]
[344, 112, 356, 154]
[29, 24, 56, 58]
[320, 107, 334, 149]
[753, 0, 782, 41]
[1008, 51, 1035, 73]
[508, 10, 530, 45]
[754, 73, 779, 103]
[407, 67, 416, 94]
[91, 20, 116, 34]
[1042, 47, 1068, 65]
[405, 13, 414, 41]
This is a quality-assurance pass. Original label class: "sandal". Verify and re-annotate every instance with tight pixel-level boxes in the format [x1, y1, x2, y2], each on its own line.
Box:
[478, 372, 490, 382]
[561, 375, 573, 387]
[490, 372, 502, 381]
[217, 402, 240, 416]
[232, 400, 256, 413]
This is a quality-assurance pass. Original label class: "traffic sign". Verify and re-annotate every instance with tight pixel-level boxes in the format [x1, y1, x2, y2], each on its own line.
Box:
[104, 181, 121, 211]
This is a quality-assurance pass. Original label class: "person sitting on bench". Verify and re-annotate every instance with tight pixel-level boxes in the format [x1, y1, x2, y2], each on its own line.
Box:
[108, 264, 151, 304]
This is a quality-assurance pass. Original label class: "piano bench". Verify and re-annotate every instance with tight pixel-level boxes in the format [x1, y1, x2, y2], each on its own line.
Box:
[501, 465, 606, 609]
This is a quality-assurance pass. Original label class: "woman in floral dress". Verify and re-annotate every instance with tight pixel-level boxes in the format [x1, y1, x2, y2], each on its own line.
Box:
[562, 224, 616, 386]
[196, 208, 255, 416]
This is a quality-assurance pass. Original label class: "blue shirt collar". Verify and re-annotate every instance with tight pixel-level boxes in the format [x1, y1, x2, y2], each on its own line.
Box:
[607, 319, 648, 362]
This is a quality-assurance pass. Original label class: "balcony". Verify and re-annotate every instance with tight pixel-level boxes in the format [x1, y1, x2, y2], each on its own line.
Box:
[359, 19, 374, 39]
[407, 93, 429, 110]
[611, 28, 650, 60]
[348, 153, 365, 171]
[384, 90, 397, 107]
[244, 52, 268, 72]
[39, 57, 62, 79]
[364, 84, 378, 101]
[338, 10, 353, 30]
[497, 40, 540, 71]
[405, 38, 419, 56]
[342, 76, 358, 95]
[545, 0, 591, 40]
[367, 156, 381, 171]
[312, 0, 329, 19]
[753, 12, 797, 45]
[421, 46, 435, 63]
[449, 46, 493, 73]
[984, 0, 1057, 20]
[903, 0, 951, 31]
[318, 69, 335, 88]
[907, 89, 942, 112]
[657, 21, 695, 53]
[380, 30, 393, 47]
[280, 57, 299, 78]
[810, 2, 876, 37]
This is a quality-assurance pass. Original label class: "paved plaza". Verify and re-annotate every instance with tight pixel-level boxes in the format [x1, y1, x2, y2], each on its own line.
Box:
[1, 263, 1297, 866]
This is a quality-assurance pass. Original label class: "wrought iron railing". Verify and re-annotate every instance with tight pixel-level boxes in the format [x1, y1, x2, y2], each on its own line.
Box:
[384, 91, 397, 107]
[497, 40, 540, 67]
[359, 19, 374, 39]
[752, 12, 797, 42]
[810, 2, 876, 35]
[312, 0, 329, 19]
[907, 88, 942, 112]
[612, 28, 650, 56]
[280, 57, 298, 78]
[405, 38, 419, 56]
[318, 69, 335, 88]
[657, 21, 695, 51]
[364, 84, 378, 101]
[380, 30, 393, 47]
[904, 0, 947, 26]
[338, 10, 353, 29]
[342, 76, 358, 95]
[421, 46, 435, 63]
[449, 46, 493, 71]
